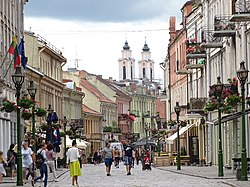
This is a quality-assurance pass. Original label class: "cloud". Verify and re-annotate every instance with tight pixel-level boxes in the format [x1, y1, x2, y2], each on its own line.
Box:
[24, 0, 187, 22]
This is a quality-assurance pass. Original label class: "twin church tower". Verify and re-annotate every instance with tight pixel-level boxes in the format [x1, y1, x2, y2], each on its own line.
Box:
[118, 40, 155, 81]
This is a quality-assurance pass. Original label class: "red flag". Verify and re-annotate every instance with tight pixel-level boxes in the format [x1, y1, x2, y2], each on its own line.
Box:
[7, 36, 16, 55]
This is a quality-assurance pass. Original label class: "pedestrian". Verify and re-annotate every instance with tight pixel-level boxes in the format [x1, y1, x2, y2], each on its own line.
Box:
[46, 143, 58, 182]
[34, 143, 48, 187]
[0, 151, 7, 184]
[98, 149, 102, 164]
[123, 141, 133, 175]
[135, 150, 140, 165]
[113, 147, 120, 168]
[132, 149, 135, 168]
[7, 144, 16, 180]
[140, 147, 146, 170]
[67, 139, 81, 187]
[21, 141, 35, 185]
[26, 139, 35, 181]
[102, 142, 113, 176]
[93, 149, 98, 165]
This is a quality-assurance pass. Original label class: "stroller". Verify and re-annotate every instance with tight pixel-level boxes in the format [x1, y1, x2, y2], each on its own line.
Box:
[142, 152, 151, 170]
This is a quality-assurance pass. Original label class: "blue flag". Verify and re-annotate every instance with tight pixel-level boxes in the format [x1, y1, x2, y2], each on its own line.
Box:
[18, 37, 27, 69]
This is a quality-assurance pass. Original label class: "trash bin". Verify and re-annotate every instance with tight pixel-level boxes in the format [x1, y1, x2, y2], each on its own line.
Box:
[236, 168, 241, 180]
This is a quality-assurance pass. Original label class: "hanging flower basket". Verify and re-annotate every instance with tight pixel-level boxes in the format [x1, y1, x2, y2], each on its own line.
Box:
[221, 105, 234, 114]
[204, 101, 218, 112]
[225, 94, 241, 107]
[20, 96, 35, 109]
[167, 120, 176, 128]
[21, 110, 32, 120]
[1, 100, 16, 113]
[36, 107, 47, 117]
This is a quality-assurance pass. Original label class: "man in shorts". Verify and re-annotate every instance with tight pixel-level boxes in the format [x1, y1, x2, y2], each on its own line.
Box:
[102, 142, 113, 176]
[123, 141, 133, 175]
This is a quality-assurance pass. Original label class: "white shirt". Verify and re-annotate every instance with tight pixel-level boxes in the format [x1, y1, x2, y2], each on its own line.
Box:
[67, 146, 80, 163]
[22, 147, 33, 168]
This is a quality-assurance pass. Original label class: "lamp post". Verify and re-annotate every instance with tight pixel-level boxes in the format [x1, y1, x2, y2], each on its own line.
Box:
[237, 61, 249, 181]
[214, 76, 224, 177]
[47, 104, 54, 143]
[27, 81, 37, 152]
[63, 116, 67, 168]
[156, 113, 161, 157]
[174, 102, 181, 170]
[142, 111, 150, 150]
[12, 66, 24, 186]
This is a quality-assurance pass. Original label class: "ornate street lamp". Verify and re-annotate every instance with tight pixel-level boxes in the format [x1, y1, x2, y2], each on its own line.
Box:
[142, 111, 150, 150]
[47, 104, 54, 143]
[156, 112, 161, 156]
[12, 66, 24, 186]
[27, 81, 37, 151]
[237, 61, 249, 181]
[63, 116, 67, 167]
[214, 76, 224, 177]
[174, 102, 181, 170]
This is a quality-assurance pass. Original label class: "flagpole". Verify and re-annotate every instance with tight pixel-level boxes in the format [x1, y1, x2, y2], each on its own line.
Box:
[4, 58, 14, 78]
[0, 52, 9, 68]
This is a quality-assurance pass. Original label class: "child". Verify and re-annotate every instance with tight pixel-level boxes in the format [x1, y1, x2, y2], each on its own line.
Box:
[0, 151, 7, 183]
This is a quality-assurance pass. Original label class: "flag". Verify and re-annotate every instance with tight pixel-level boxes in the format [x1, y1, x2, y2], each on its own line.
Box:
[13, 42, 21, 68]
[18, 37, 27, 69]
[7, 37, 17, 55]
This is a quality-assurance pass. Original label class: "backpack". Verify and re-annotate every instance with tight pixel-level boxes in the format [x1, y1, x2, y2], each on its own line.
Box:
[36, 151, 45, 167]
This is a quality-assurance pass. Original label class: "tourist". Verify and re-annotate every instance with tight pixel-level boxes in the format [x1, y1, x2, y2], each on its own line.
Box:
[93, 149, 98, 165]
[123, 141, 133, 175]
[67, 140, 81, 187]
[46, 143, 58, 182]
[113, 147, 120, 168]
[22, 141, 35, 184]
[0, 151, 7, 183]
[102, 142, 113, 176]
[7, 144, 16, 180]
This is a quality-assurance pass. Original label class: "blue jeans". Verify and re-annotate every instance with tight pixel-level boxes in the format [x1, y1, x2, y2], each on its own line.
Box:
[34, 163, 48, 187]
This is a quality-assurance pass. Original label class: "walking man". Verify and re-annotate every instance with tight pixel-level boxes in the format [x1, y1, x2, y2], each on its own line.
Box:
[102, 142, 113, 176]
[123, 141, 133, 175]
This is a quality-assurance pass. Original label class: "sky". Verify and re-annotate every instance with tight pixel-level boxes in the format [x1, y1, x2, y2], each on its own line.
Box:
[24, 0, 187, 81]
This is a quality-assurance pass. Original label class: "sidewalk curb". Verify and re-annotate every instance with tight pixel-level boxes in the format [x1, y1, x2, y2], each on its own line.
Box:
[2, 169, 69, 184]
[155, 167, 235, 180]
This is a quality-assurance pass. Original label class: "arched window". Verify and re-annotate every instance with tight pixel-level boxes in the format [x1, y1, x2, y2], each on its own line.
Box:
[150, 68, 153, 81]
[123, 66, 126, 80]
[143, 68, 146, 78]
[131, 66, 133, 79]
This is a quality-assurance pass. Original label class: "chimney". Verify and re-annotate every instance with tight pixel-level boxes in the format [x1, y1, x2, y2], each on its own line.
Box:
[169, 16, 176, 42]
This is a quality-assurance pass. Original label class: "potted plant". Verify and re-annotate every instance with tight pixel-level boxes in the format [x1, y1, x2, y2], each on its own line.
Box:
[225, 94, 241, 107]
[103, 126, 112, 132]
[21, 110, 32, 120]
[36, 107, 47, 117]
[167, 120, 176, 128]
[1, 100, 16, 113]
[221, 105, 234, 114]
[204, 101, 218, 112]
[180, 120, 187, 127]
[20, 96, 35, 109]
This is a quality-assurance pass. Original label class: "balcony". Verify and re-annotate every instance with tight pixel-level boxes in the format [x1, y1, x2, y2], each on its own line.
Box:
[230, 1, 250, 22]
[213, 16, 236, 37]
[186, 41, 206, 59]
[200, 29, 223, 48]
[176, 69, 192, 75]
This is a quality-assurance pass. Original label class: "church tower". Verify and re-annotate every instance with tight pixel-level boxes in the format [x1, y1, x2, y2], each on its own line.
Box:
[118, 40, 135, 81]
[138, 39, 155, 81]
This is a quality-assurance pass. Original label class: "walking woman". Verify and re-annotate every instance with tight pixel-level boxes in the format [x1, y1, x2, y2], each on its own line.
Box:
[0, 151, 7, 183]
[46, 143, 58, 182]
[7, 144, 16, 180]
[67, 140, 81, 187]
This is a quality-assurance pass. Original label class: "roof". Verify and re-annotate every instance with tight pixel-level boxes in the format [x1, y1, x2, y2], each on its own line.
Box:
[123, 40, 130, 50]
[83, 104, 102, 116]
[80, 79, 115, 104]
[142, 41, 150, 52]
[96, 77, 131, 101]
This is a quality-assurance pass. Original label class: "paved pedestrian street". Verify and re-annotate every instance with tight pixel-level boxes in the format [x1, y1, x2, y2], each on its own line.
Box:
[0, 164, 233, 187]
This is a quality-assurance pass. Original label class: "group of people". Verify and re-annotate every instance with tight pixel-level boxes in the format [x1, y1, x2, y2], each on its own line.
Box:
[102, 141, 137, 176]
[0, 139, 58, 187]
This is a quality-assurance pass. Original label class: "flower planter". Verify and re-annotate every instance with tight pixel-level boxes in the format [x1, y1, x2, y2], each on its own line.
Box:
[36, 107, 47, 117]
[20, 97, 35, 109]
[4, 108, 15, 113]
[22, 112, 32, 120]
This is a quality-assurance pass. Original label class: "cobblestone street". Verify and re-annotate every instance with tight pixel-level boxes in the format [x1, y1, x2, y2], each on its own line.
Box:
[0, 164, 233, 187]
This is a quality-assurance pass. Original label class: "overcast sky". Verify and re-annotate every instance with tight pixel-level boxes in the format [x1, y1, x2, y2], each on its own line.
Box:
[24, 0, 187, 81]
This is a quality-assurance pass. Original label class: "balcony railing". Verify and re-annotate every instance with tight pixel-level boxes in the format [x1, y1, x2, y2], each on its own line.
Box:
[213, 16, 236, 37]
[201, 29, 223, 48]
[186, 43, 206, 59]
[230, 1, 250, 22]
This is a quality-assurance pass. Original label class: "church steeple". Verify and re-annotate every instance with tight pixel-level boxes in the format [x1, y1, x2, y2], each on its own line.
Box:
[138, 38, 155, 81]
[118, 40, 135, 81]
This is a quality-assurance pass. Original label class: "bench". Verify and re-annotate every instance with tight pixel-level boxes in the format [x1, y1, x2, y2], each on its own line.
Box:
[232, 158, 250, 173]
[173, 156, 190, 166]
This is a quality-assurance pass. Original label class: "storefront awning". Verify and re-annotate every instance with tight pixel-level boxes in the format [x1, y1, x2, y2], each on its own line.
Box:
[166, 124, 195, 144]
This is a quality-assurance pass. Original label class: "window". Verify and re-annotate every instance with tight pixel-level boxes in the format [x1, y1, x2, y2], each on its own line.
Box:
[143, 68, 146, 78]
[123, 66, 126, 79]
